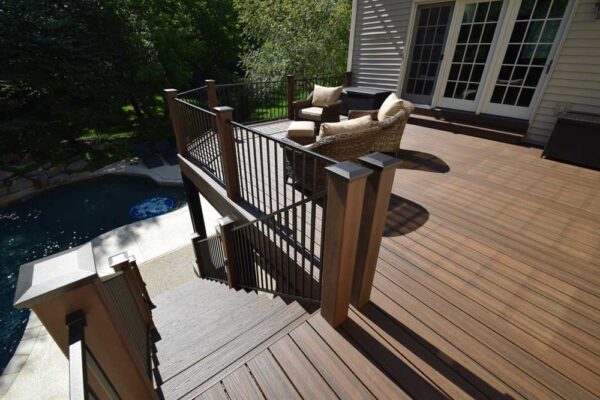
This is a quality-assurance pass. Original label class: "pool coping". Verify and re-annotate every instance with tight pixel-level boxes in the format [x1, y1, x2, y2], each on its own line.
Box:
[0, 159, 183, 208]
[0, 161, 193, 396]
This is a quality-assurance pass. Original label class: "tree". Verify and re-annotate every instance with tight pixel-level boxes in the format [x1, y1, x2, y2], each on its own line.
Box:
[0, 0, 241, 158]
[234, 0, 352, 81]
[0, 0, 160, 156]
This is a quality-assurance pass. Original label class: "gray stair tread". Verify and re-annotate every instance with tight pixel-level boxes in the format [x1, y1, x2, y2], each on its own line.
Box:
[160, 301, 308, 400]
[155, 291, 261, 351]
[156, 294, 279, 376]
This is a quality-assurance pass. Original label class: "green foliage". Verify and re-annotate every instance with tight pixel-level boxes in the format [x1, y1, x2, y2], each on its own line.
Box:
[0, 0, 240, 160]
[234, 0, 352, 81]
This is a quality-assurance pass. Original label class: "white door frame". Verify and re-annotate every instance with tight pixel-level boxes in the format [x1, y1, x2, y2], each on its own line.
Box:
[478, 0, 577, 119]
[397, 0, 455, 98]
[434, 0, 510, 111]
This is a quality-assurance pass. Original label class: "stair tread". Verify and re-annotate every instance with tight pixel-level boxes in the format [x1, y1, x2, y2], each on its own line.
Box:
[154, 280, 248, 319]
[155, 291, 260, 345]
[160, 302, 308, 400]
[156, 294, 284, 380]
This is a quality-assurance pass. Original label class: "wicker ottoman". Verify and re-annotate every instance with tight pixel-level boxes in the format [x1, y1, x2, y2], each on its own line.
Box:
[287, 121, 316, 145]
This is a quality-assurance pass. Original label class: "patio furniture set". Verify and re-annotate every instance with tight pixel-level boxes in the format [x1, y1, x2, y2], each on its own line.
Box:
[284, 84, 414, 191]
[287, 84, 414, 159]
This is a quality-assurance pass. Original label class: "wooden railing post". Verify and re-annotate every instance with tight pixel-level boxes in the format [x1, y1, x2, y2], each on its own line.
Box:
[287, 74, 295, 120]
[214, 106, 241, 200]
[164, 89, 187, 156]
[217, 216, 238, 289]
[14, 244, 158, 399]
[343, 70, 352, 87]
[352, 153, 401, 308]
[182, 173, 207, 239]
[66, 310, 88, 400]
[321, 161, 372, 327]
[206, 79, 218, 110]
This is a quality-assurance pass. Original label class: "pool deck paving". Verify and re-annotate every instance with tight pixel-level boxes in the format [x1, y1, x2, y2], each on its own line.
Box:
[0, 163, 221, 399]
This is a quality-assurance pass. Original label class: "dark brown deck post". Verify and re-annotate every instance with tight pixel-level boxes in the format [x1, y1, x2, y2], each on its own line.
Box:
[182, 173, 207, 239]
[343, 70, 352, 87]
[218, 216, 238, 289]
[214, 106, 241, 200]
[164, 89, 187, 156]
[287, 75, 295, 120]
[206, 79, 218, 110]
[321, 161, 372, 327]
[352, 153, 401, 308]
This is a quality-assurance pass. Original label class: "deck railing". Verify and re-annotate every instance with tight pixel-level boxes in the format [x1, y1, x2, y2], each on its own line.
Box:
[167, 70, 400, 326]
[231, 191, 327, 303]
[192, 233, 228, 283]
[231, 121, 335, 213]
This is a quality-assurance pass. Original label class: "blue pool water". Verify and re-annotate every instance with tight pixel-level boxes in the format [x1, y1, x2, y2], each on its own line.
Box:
[0, 175, 186, 373]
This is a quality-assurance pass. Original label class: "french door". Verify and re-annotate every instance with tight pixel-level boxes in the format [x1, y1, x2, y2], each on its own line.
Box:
[402, 3, 454, 105]
[437, 0, 506, 111]
[481, 0, 570, 118]
[404, 0, 572, 120]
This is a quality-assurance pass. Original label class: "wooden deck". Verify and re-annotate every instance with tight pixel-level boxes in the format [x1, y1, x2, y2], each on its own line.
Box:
[196, 121, 600, 399]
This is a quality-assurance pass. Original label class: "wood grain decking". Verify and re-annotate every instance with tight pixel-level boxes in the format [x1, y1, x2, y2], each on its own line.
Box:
[194, 121, 600, 399]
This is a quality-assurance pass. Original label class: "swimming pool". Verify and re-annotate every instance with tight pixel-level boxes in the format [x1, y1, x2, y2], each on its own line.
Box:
[0, 175, 186, 373]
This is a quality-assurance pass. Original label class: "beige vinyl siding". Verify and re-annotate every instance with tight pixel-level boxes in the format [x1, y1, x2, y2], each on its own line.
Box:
[350, 0, 412, 91]
[527, 0, 600, 144]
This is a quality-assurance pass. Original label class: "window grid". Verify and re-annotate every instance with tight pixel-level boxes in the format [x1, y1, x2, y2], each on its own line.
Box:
[406, 5, 452, 96]
[491, 0, 567, 106]
[444, 0, 503, 101]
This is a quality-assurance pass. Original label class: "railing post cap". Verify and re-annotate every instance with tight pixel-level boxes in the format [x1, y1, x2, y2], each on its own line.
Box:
[13, 243, 97, 309]
[359, 152, 402, 170]
[218, 216, 236, 227]
[205, 79, 216, 83]
[326, 161, 372, 182]
[214, 106, 234, 114]
[164, 88, 178, 94]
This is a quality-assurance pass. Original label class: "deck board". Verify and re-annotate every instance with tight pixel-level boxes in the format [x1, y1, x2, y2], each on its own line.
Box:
[194, 121, 600, 399]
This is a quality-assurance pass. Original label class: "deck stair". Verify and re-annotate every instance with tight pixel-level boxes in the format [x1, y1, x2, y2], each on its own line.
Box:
[151, 278, 310, 400]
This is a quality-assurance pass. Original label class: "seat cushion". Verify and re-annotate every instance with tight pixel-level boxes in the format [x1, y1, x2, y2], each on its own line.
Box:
[288, 121, 316, 138]
[377, 93, 404, 121]
[312, 85, 343, 107]
[298, 107, 323, 121]
[318, 116, 373, 139]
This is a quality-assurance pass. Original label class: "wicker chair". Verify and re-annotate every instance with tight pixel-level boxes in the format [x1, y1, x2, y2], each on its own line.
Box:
[348, 99, 414, 155]
[293, 93, 343, 131]
[283, 128, 380, 193]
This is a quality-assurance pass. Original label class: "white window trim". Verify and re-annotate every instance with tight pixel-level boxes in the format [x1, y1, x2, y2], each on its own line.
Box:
[347, 0, 359, 72]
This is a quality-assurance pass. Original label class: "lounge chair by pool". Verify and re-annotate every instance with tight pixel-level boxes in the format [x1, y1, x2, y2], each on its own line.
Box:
[134, 142, 163, 169]
[156, 139, 178, 165]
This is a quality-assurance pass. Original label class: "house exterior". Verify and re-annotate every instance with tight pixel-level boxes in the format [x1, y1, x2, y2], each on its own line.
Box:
[347, 0, 600, 144]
